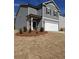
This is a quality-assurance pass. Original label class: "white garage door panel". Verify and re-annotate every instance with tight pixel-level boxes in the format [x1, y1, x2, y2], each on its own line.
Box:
[45, 21, 58, 31]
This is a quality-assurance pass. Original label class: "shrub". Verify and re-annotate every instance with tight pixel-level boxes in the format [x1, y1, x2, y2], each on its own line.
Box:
[35, 31, 38, 34]
[23, 27, 27, 32]
[35, 27, 37, 31]
[59, 28, 65, 31]
[29, 28, 31, 33]
[40, 27, 44, 32]
[19, 29, 22, 34]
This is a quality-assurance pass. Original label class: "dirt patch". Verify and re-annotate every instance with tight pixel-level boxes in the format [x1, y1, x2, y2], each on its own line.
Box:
[15, 32, 65, 59]
[15, 31, 48, 37]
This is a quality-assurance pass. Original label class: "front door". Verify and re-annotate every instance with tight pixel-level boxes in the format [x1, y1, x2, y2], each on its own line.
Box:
[33, 21, 37, 30]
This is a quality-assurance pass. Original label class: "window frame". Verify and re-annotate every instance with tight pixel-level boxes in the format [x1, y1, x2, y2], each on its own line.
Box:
[53, 10, 58, 16]
[46, 7, 51, 15]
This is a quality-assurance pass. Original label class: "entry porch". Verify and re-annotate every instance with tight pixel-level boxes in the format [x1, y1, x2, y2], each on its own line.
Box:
[26, 14, 44, 31]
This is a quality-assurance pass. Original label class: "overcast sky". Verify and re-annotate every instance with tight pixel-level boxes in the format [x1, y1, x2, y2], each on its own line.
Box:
[14, 0, 65, 16]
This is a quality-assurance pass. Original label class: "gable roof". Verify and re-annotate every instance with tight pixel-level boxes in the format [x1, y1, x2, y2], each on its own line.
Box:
[20, 4, 42, 10]
[15, 0, 60, 16]
[43, 0, 60, 12]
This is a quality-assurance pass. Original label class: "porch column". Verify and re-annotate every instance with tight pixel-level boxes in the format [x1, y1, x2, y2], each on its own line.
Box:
[27, 20, 30, 31]
[42, 19, 44, 28]
[31, 17, 33, 30]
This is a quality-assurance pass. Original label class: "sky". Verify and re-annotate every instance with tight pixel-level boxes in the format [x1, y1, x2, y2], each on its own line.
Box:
[14, 0, 65, 16]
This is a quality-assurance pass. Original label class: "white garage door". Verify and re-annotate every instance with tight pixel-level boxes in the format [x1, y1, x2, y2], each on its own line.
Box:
[45, 21, 58, 31]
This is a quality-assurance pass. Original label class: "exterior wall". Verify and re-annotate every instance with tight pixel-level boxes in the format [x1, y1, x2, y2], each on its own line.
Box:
[28, 7, 42, 16]
[15, 7, 28, 29]
[37, 20, 42, 30]
[28, 7, 37, 15]
[37, 9, 42, 16]
[59, 16, 65, 30]
[42, 3, 59, 20]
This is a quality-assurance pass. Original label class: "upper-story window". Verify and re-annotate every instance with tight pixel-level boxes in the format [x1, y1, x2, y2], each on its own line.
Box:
[46, 7, 51, 15]
[53, 10, 58, 16]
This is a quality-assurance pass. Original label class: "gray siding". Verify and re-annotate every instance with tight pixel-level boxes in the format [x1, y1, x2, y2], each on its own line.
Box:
[37, 9, 42, 16]
[15, 7, 28, 29]
[38, 20, 42, 29]
[28, 7, 37, 15]
[28, 7, 42, 16]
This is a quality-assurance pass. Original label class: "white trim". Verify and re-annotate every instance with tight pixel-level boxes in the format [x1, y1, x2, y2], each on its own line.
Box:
[31, 17, 33, 30]
[43, 1, 51, 4]
[43, 0, 59, 11]
[43, 17, 59, 22]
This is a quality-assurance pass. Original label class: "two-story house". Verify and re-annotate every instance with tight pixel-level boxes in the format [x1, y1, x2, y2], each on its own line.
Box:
[15, 0, 60, 31]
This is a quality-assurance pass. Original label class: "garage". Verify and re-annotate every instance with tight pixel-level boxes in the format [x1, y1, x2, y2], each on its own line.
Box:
[45, 20, 58, 31]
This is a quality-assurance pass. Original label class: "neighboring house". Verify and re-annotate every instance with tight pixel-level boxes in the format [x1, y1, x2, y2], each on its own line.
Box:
[15, 0, 62, 31]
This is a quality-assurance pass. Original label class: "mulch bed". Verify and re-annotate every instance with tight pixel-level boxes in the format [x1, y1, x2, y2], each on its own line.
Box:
[15, 31, 48, 37]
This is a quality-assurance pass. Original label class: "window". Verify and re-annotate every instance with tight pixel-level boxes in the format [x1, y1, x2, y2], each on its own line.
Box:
[46, 7, 51, 15]
[53, 10, 58, 16]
